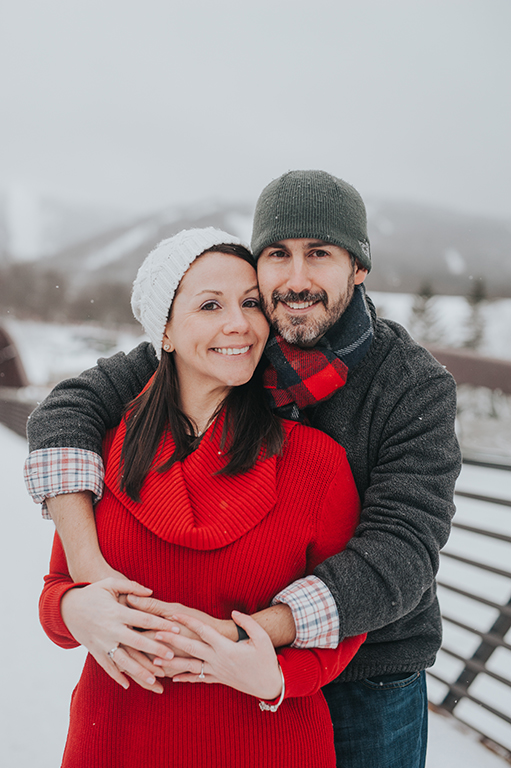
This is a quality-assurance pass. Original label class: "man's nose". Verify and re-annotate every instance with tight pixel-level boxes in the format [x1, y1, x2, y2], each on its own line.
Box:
[285, 256, 313, 293]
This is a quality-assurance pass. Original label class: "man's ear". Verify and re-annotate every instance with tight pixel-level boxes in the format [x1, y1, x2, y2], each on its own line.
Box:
[354, 267, 368, 285]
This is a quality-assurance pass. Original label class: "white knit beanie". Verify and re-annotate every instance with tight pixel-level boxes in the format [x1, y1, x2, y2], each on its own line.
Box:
[131, 227, 245, 358]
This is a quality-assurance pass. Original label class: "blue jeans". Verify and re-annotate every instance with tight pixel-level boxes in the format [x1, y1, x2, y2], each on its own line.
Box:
[322, 671, 428, 768]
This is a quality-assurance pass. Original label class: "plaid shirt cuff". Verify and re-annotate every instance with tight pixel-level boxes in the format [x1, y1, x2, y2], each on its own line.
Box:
[271, 575, 339, 649]
[24, 448, 104, 520]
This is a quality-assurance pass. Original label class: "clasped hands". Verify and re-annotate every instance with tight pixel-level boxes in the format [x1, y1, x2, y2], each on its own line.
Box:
[60, 578, 282, 700]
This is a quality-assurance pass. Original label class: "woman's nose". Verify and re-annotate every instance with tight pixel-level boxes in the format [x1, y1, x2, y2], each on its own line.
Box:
[223, 307, 251, 333]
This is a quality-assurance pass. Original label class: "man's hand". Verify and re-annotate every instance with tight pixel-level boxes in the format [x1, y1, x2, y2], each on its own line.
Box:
[126, 593, 238, 640]
[60, 578, 178, 693]
[126, 595, 296, 647]
[125, 596, 296, 691]
[126, 595, 238, 643]
[155, 611, 283, 700]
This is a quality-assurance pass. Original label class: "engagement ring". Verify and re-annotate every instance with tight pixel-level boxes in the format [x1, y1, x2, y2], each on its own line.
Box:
[107, 645, 119, 660]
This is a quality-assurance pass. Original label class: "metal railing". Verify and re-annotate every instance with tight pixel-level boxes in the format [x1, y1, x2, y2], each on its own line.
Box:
[0, 387, 37, 438]
[428, 458, 511, 762]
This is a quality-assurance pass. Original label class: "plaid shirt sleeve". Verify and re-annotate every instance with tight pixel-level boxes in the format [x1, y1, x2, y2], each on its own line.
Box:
[271, 574, 340, 649]
[24, 448, 105, 520]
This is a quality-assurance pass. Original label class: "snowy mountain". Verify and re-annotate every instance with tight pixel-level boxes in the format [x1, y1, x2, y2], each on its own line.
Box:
[365, 200, 511, 298]
[0, 186, 130, 265]
[2, 191, 510, 298]
[38, 200, 254, 292]
[32, 199, 511, 298]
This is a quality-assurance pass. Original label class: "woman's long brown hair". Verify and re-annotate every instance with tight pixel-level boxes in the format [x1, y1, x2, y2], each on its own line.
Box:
[120, 245, 284, 501]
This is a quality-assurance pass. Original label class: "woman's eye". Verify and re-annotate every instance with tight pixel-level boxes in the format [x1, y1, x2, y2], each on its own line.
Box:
[243, 298, 260, 308]
[200, 301, 220, 311]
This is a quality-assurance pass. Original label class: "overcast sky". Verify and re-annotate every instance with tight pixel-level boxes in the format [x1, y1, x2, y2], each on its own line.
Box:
[1, 0, 510, 219]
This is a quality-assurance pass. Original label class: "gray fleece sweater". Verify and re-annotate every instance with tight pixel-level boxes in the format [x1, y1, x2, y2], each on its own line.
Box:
[27, 299, 461, 682]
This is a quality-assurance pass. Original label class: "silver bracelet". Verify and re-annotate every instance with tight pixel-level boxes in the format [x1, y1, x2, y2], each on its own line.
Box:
[258, 664, 286, 712]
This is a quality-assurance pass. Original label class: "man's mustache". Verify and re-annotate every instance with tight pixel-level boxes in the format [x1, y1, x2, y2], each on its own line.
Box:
[271, 290, 328, 310]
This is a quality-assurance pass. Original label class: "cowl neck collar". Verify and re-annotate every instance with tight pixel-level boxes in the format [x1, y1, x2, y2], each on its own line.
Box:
[103, 404, 291, 550]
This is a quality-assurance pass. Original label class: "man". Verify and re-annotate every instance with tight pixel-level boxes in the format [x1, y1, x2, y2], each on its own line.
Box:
[25, 170, 461, 767]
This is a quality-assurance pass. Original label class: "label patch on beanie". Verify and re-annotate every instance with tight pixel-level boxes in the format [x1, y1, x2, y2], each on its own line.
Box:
[358, 240, 371, 260]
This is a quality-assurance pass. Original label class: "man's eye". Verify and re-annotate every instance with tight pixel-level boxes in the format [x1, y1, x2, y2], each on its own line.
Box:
[311, 249, 328, 258]
[200, 301, 220, 311]
[269, 250, 287, 259]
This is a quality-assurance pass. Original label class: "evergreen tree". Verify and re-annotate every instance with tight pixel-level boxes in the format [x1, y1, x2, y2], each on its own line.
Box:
[464, 278, 486, 351]
[408, 281, 444, 345]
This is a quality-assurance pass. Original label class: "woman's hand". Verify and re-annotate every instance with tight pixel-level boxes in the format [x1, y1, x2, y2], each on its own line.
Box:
[60, 578, 178, 693]
[126, 596, 238, 652]
[126, 596, 236, 638]
[153, 610, 283, 701]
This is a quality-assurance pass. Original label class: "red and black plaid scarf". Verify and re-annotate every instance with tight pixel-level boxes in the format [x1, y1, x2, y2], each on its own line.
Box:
[263, 335, 348, 411]
[263, 285, 373, 419]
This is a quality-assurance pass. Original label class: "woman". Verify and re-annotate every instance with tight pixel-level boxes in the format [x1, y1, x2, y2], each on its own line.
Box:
[40, 228, 364, 767]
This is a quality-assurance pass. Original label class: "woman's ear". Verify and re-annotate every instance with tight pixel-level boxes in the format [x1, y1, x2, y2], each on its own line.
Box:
[162, 329, 174, 353]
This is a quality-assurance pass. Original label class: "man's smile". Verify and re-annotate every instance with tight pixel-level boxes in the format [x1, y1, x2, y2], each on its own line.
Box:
[281, 299, 319, 311]
[272, 290, 328, 312]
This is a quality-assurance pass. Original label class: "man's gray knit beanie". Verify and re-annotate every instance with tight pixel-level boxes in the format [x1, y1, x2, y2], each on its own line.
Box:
[251, 170, 371, 271]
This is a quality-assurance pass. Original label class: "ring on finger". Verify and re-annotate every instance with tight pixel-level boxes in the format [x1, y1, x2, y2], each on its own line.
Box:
[107, 644, 119, 661]
[198, 661, 205, 680]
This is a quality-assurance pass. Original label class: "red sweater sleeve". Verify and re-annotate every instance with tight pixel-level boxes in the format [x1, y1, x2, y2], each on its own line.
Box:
[277, 437, 366, 699]
[39, 532, 87, 649]
[278, 635, 365, 698]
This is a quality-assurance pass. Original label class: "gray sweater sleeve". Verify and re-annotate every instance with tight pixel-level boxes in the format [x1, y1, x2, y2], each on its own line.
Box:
[27, 342, 158, 453]
[314, 369, 461, 639]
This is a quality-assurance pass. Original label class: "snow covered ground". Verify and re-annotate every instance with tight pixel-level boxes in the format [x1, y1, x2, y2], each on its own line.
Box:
[4, 317, 146, 387]
[1, 424, 87, 767]
[1, 422, 509, 766]
[371, 291, 511, 360]
[3, 290, 511, 389]
[5, 292, 511, 462]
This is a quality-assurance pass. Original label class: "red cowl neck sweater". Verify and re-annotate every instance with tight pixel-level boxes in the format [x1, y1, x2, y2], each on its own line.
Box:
[40, 412, 364, 768]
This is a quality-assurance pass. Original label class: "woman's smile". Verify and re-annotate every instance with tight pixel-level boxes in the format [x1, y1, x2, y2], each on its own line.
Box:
[211, 345, 252, 356]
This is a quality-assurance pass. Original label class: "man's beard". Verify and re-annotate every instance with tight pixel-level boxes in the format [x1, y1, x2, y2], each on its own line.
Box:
[260, 271, 356, 346]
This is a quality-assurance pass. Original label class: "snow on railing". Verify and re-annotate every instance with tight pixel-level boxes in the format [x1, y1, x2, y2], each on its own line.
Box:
[429, 459, 511, 763]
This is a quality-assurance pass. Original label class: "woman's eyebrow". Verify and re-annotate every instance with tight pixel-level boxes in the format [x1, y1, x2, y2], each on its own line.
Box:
[195, 285, 259, 297]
